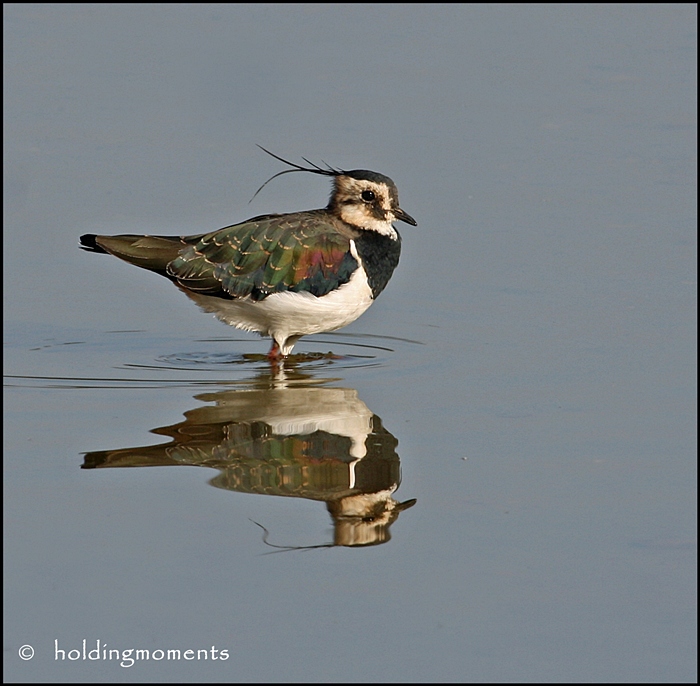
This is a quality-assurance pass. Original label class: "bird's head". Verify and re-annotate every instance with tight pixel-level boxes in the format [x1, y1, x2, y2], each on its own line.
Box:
[254, 146, 416, 237]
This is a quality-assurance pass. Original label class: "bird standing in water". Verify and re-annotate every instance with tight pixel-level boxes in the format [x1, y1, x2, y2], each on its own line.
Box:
[80, 148, 416, 360]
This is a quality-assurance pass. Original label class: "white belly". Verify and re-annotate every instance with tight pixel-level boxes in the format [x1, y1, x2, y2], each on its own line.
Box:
[181, 264, 374, 354]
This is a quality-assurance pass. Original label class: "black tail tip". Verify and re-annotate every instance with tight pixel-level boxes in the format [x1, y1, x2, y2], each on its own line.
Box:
[79, 234, 106, 253]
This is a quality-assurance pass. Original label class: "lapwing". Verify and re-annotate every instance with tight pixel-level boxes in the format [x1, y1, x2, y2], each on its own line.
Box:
[80, 148, 416, 360]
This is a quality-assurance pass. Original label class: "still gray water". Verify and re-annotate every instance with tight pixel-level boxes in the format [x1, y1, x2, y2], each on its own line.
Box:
[4, 4, 696, 683]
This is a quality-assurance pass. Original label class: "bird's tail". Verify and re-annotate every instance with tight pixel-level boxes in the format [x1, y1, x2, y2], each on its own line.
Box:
[79, 233, 202, 277]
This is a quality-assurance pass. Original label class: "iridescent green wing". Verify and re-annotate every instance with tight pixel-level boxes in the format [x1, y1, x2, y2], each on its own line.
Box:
[167, 213, 359, 301]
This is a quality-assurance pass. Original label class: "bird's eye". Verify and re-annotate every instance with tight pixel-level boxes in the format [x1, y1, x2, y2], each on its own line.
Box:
[361, 190, 376, 202]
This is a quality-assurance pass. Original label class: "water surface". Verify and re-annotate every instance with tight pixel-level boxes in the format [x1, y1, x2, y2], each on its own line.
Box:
[4, 4, 696, 683]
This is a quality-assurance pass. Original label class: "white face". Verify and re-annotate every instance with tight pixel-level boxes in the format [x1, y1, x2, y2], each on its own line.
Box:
[332, 176, 399, 238]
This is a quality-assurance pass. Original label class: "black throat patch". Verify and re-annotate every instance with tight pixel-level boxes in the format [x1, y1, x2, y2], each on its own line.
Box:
[353, 230, 402, 299]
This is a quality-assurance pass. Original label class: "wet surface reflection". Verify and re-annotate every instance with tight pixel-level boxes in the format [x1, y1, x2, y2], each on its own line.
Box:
[6, 331, 420, 548]
[80, 366, 416, 548]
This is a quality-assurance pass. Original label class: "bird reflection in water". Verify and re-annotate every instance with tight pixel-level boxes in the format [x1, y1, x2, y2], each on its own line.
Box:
[81, 373, 416, 548]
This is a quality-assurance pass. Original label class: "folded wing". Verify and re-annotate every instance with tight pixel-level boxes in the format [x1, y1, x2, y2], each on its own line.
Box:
[167, 214, 359, 301]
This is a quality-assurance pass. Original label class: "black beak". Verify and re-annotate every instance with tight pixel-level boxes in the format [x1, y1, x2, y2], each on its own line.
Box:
[394, 207, 417, 226]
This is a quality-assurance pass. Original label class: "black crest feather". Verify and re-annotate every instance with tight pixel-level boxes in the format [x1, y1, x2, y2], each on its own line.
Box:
[251, 146, 346, 203]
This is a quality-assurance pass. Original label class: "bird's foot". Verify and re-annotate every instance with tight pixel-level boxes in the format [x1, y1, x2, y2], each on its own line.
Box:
[267, 341, 284, 362]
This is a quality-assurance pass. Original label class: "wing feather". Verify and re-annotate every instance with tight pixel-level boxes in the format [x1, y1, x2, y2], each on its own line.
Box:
[167, 212, 359, 301]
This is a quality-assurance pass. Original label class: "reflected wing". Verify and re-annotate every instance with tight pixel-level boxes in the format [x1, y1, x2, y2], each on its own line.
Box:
[167, 212, 359, 301]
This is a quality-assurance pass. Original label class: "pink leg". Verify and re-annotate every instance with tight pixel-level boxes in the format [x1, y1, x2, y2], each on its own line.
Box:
[267, 340, 283, 361]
